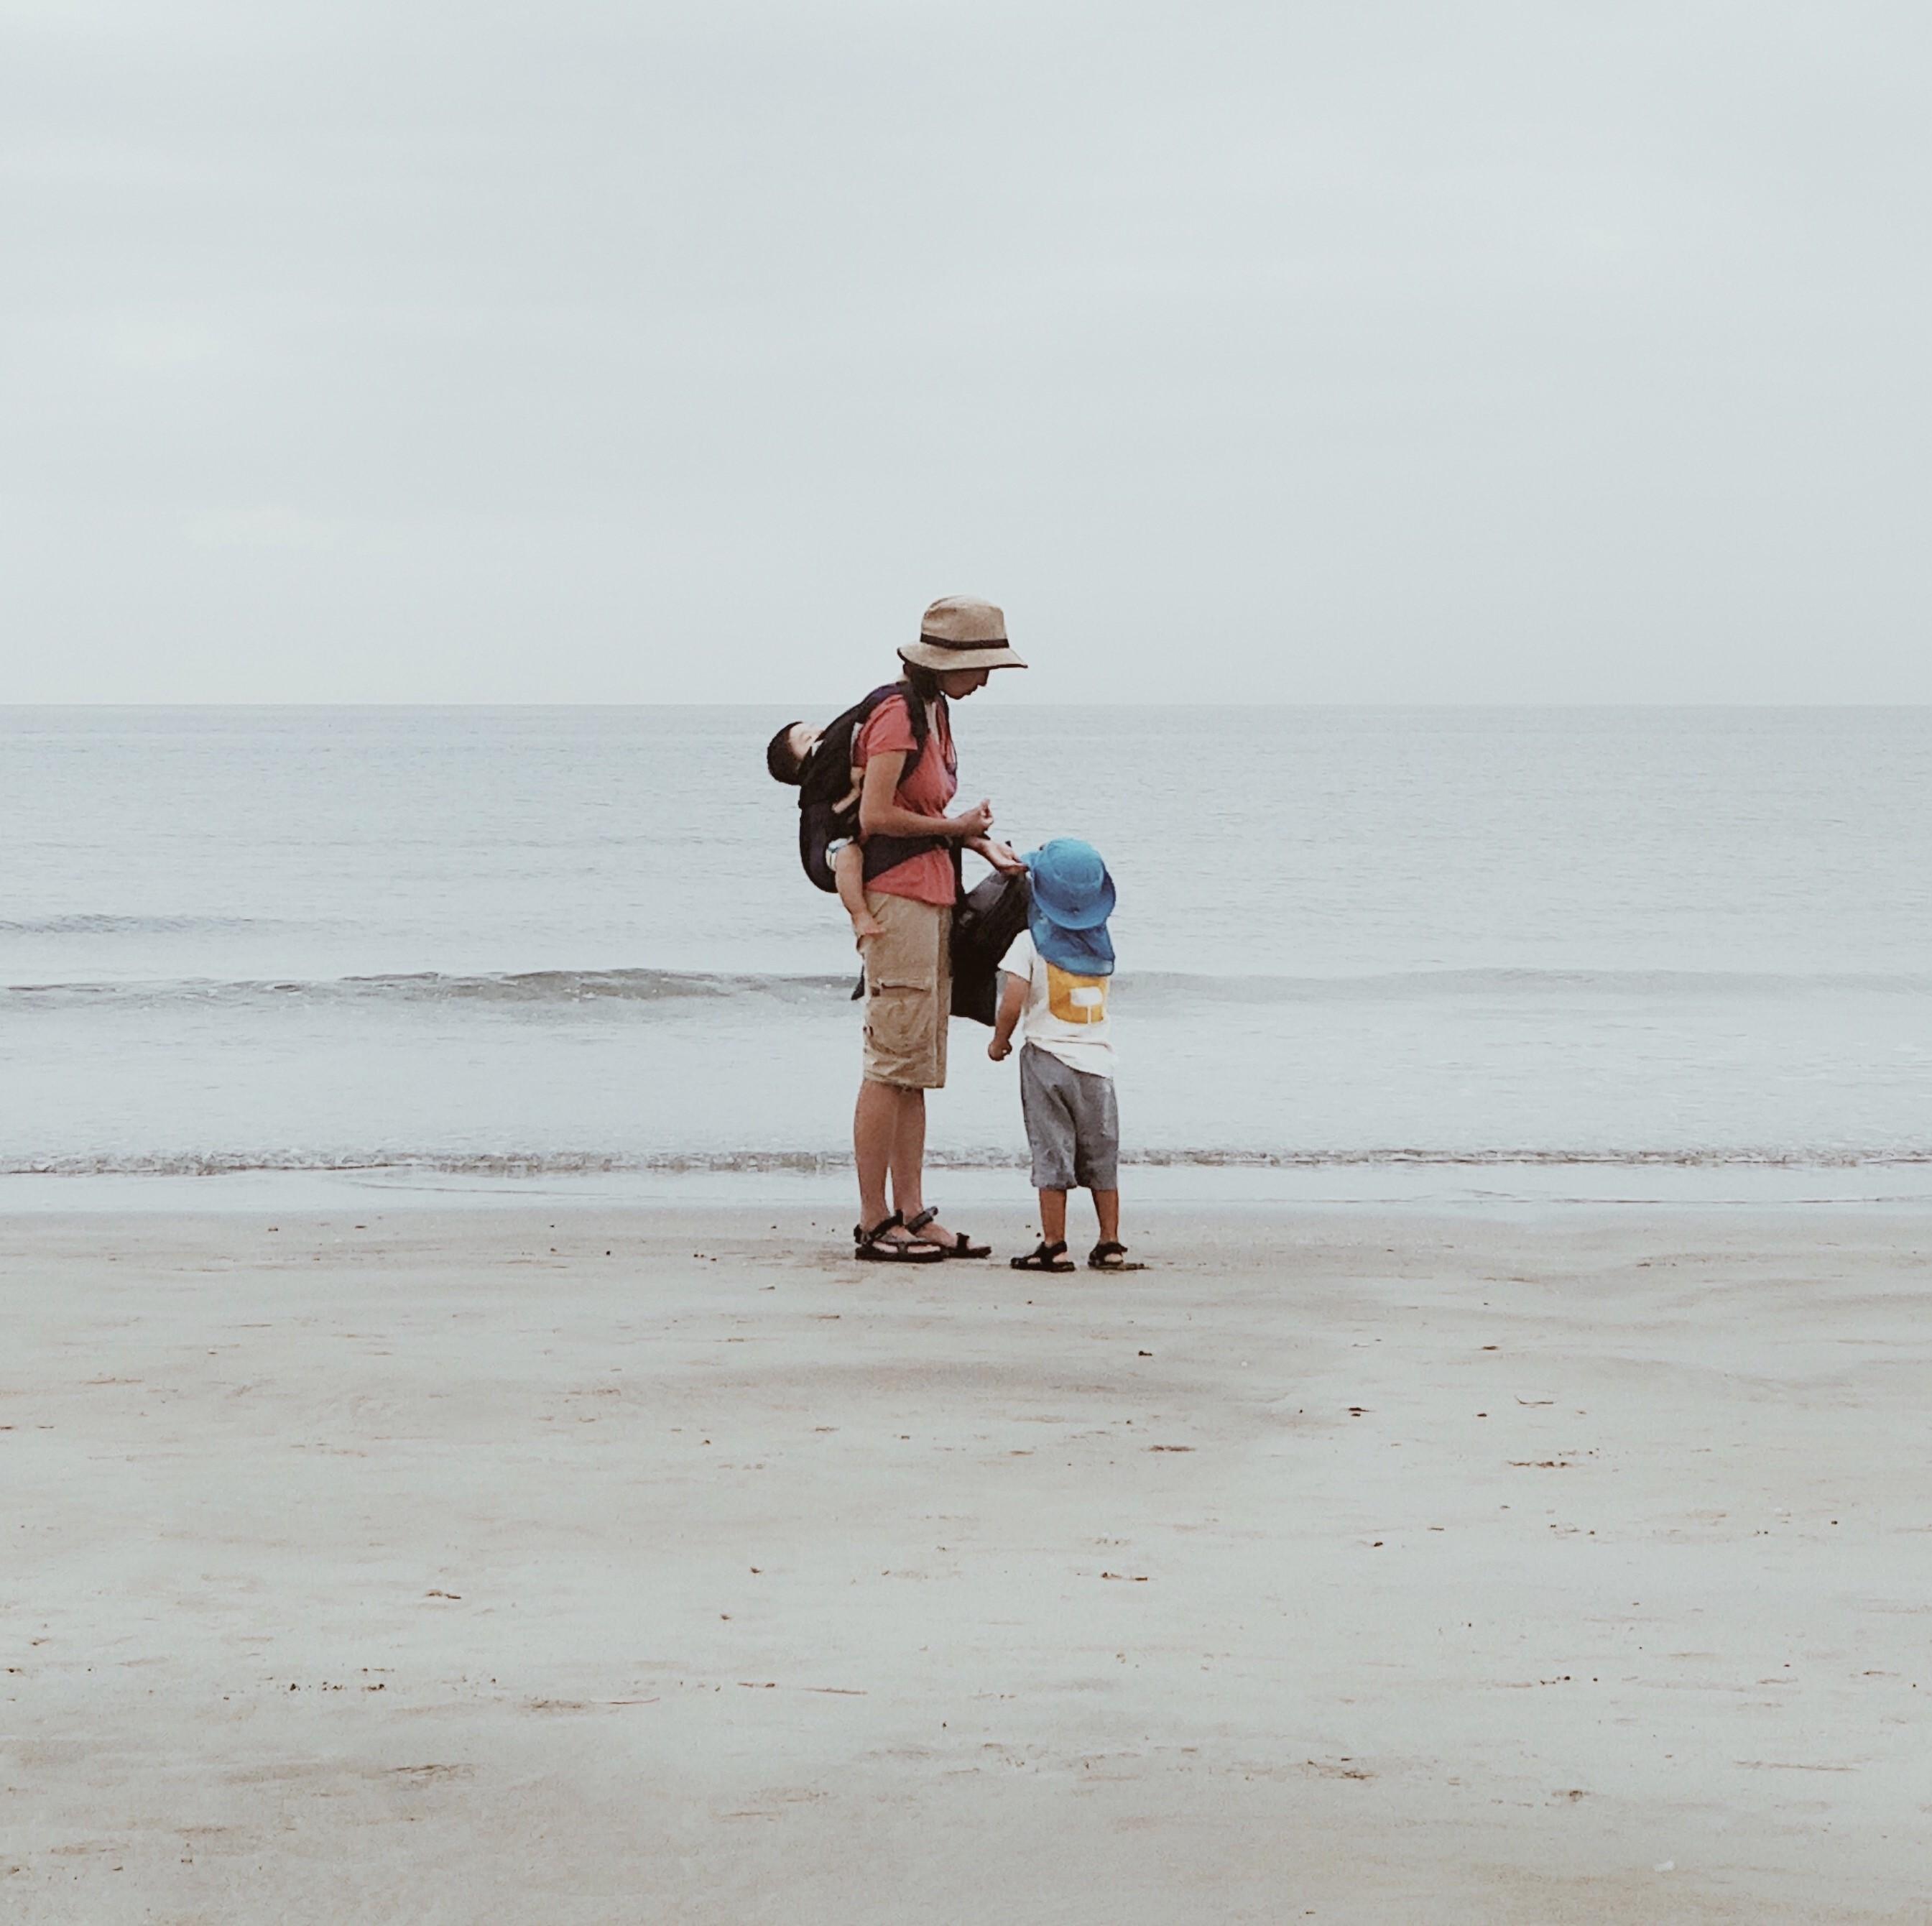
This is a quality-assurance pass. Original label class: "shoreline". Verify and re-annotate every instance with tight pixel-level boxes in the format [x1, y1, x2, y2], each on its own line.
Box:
[5, 1202, 1929, 1922]
[11, 1156, 1932, 1217]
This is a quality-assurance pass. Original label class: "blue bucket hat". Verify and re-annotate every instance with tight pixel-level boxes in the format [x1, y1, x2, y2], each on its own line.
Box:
[1027, 838, 1115, 928]
[1025, 839, 1116, 976]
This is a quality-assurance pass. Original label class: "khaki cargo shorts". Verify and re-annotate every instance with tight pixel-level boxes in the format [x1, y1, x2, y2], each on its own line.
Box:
[860, 893, 951, 1089]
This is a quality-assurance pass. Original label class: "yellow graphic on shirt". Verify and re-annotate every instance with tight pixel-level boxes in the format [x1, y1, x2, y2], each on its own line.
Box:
[1045, 963, 1109, 1025]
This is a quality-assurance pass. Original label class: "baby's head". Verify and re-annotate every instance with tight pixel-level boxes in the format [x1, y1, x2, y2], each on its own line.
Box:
[765, 720, 820, 786]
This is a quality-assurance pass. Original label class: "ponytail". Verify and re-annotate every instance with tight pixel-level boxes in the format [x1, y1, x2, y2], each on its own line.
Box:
[900, 661, 943, 754]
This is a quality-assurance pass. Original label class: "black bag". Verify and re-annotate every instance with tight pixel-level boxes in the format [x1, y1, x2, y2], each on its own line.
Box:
[796, 684, 951, 893]
[948, 867, 1032, 1026]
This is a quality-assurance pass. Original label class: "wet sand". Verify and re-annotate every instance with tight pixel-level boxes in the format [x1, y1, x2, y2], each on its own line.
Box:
[3, 1204, 1928, 1923]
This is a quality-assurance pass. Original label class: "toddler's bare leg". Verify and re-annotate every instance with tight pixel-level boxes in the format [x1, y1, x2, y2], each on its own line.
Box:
[835, 845, 884, 943]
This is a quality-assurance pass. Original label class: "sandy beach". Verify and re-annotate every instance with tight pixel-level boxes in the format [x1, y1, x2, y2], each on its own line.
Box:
[3, 1202, 1928, 1924]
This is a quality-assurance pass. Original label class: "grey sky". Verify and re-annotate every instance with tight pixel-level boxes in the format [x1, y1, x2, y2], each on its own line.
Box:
[4, 1, 1928, 704]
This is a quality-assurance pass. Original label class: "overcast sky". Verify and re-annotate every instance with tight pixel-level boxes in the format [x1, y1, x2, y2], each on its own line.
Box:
[4, 1, 1928, 704]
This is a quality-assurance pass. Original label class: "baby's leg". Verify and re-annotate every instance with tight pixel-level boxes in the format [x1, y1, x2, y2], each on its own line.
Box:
[833, 843, 885, 943]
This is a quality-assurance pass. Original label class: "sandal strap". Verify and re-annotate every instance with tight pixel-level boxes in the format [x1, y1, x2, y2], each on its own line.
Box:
[902, 1206, 938, 1235]
[855, 1210, 904, 1243]
[1011, 1239, 1073, 1271]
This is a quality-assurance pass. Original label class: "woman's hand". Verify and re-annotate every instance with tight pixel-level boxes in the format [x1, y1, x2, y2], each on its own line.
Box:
[951, 797, 995, 840]
[976, 839, 1025, 874]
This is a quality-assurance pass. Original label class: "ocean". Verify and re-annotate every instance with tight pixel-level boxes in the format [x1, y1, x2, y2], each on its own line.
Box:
[4, 704, 1930, 1199]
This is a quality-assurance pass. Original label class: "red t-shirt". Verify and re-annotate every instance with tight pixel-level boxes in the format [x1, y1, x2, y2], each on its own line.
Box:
[854, 694, 958, 905]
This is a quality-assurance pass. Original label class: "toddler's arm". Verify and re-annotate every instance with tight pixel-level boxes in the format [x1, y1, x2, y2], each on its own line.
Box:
[988, 971, 1025, 1061]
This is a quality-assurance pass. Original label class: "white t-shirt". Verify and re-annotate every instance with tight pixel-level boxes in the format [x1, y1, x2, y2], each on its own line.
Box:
[998, 929, 1116, 1077]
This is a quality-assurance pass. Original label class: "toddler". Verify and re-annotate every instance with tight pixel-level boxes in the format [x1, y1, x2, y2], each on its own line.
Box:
[989, 838, 1142, 1272]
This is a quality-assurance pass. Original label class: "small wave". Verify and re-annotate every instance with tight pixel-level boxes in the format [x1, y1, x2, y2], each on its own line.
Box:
[1, 967, 859, 1010]
[1127, 967, 1932, 1003]
[0, 913, 289, 936]
[8, 1146, 1932, 1179]
[7, 964, 1930, 1013]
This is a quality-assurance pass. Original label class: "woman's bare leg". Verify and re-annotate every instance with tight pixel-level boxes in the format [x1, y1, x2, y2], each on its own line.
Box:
[856, 1081, 940, 1245]
[889, 1088, 927, 1222]
[892, 1090, 973, 1248]
[854, 1079, 906, 1232]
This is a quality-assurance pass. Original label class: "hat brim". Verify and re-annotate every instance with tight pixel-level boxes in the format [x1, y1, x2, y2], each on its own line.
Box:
[897, 640, 1028, 673]
[1027, 872, 1117, 931]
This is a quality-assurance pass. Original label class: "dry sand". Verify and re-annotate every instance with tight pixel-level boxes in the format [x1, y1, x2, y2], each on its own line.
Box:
[2, 1202, 1929, 1924]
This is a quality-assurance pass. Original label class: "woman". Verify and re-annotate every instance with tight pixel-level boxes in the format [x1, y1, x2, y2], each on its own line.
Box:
[851, 596, 1026, 1261]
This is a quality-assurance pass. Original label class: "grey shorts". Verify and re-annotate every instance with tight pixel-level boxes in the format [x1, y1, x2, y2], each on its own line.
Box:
[1019, 1043, 1119, 1192]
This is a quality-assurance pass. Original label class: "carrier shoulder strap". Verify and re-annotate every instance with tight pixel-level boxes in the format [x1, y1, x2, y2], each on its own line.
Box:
[857, 688, 951, 883]
[853, 683, 932, 756]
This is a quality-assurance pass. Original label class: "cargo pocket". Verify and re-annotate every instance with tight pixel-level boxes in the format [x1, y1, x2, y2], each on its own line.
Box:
[865, 979, 928, 1065]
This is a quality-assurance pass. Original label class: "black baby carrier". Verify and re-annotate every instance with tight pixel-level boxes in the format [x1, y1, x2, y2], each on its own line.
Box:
[796, 684, 953, 894]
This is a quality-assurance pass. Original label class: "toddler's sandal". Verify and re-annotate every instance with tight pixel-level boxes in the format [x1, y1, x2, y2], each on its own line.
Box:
[1011, 1240, 1076, 1273]
[1087, 1241, 1146, 1272]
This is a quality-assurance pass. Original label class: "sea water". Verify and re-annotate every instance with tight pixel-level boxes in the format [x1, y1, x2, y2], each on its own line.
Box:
[4, 706, 1930, 1190]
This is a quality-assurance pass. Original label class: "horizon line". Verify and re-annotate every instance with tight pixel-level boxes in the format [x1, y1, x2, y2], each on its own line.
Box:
[6, 699, 1932, 714]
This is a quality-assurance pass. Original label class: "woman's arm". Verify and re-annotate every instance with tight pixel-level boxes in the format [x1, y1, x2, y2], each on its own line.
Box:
[858, 751, 994, 842]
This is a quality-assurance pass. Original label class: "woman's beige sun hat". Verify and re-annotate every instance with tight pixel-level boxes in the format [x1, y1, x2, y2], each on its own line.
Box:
[898, 596, 1028, 673]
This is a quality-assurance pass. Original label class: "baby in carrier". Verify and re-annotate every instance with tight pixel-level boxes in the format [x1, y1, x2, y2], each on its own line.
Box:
[764, 718, 886, 944]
